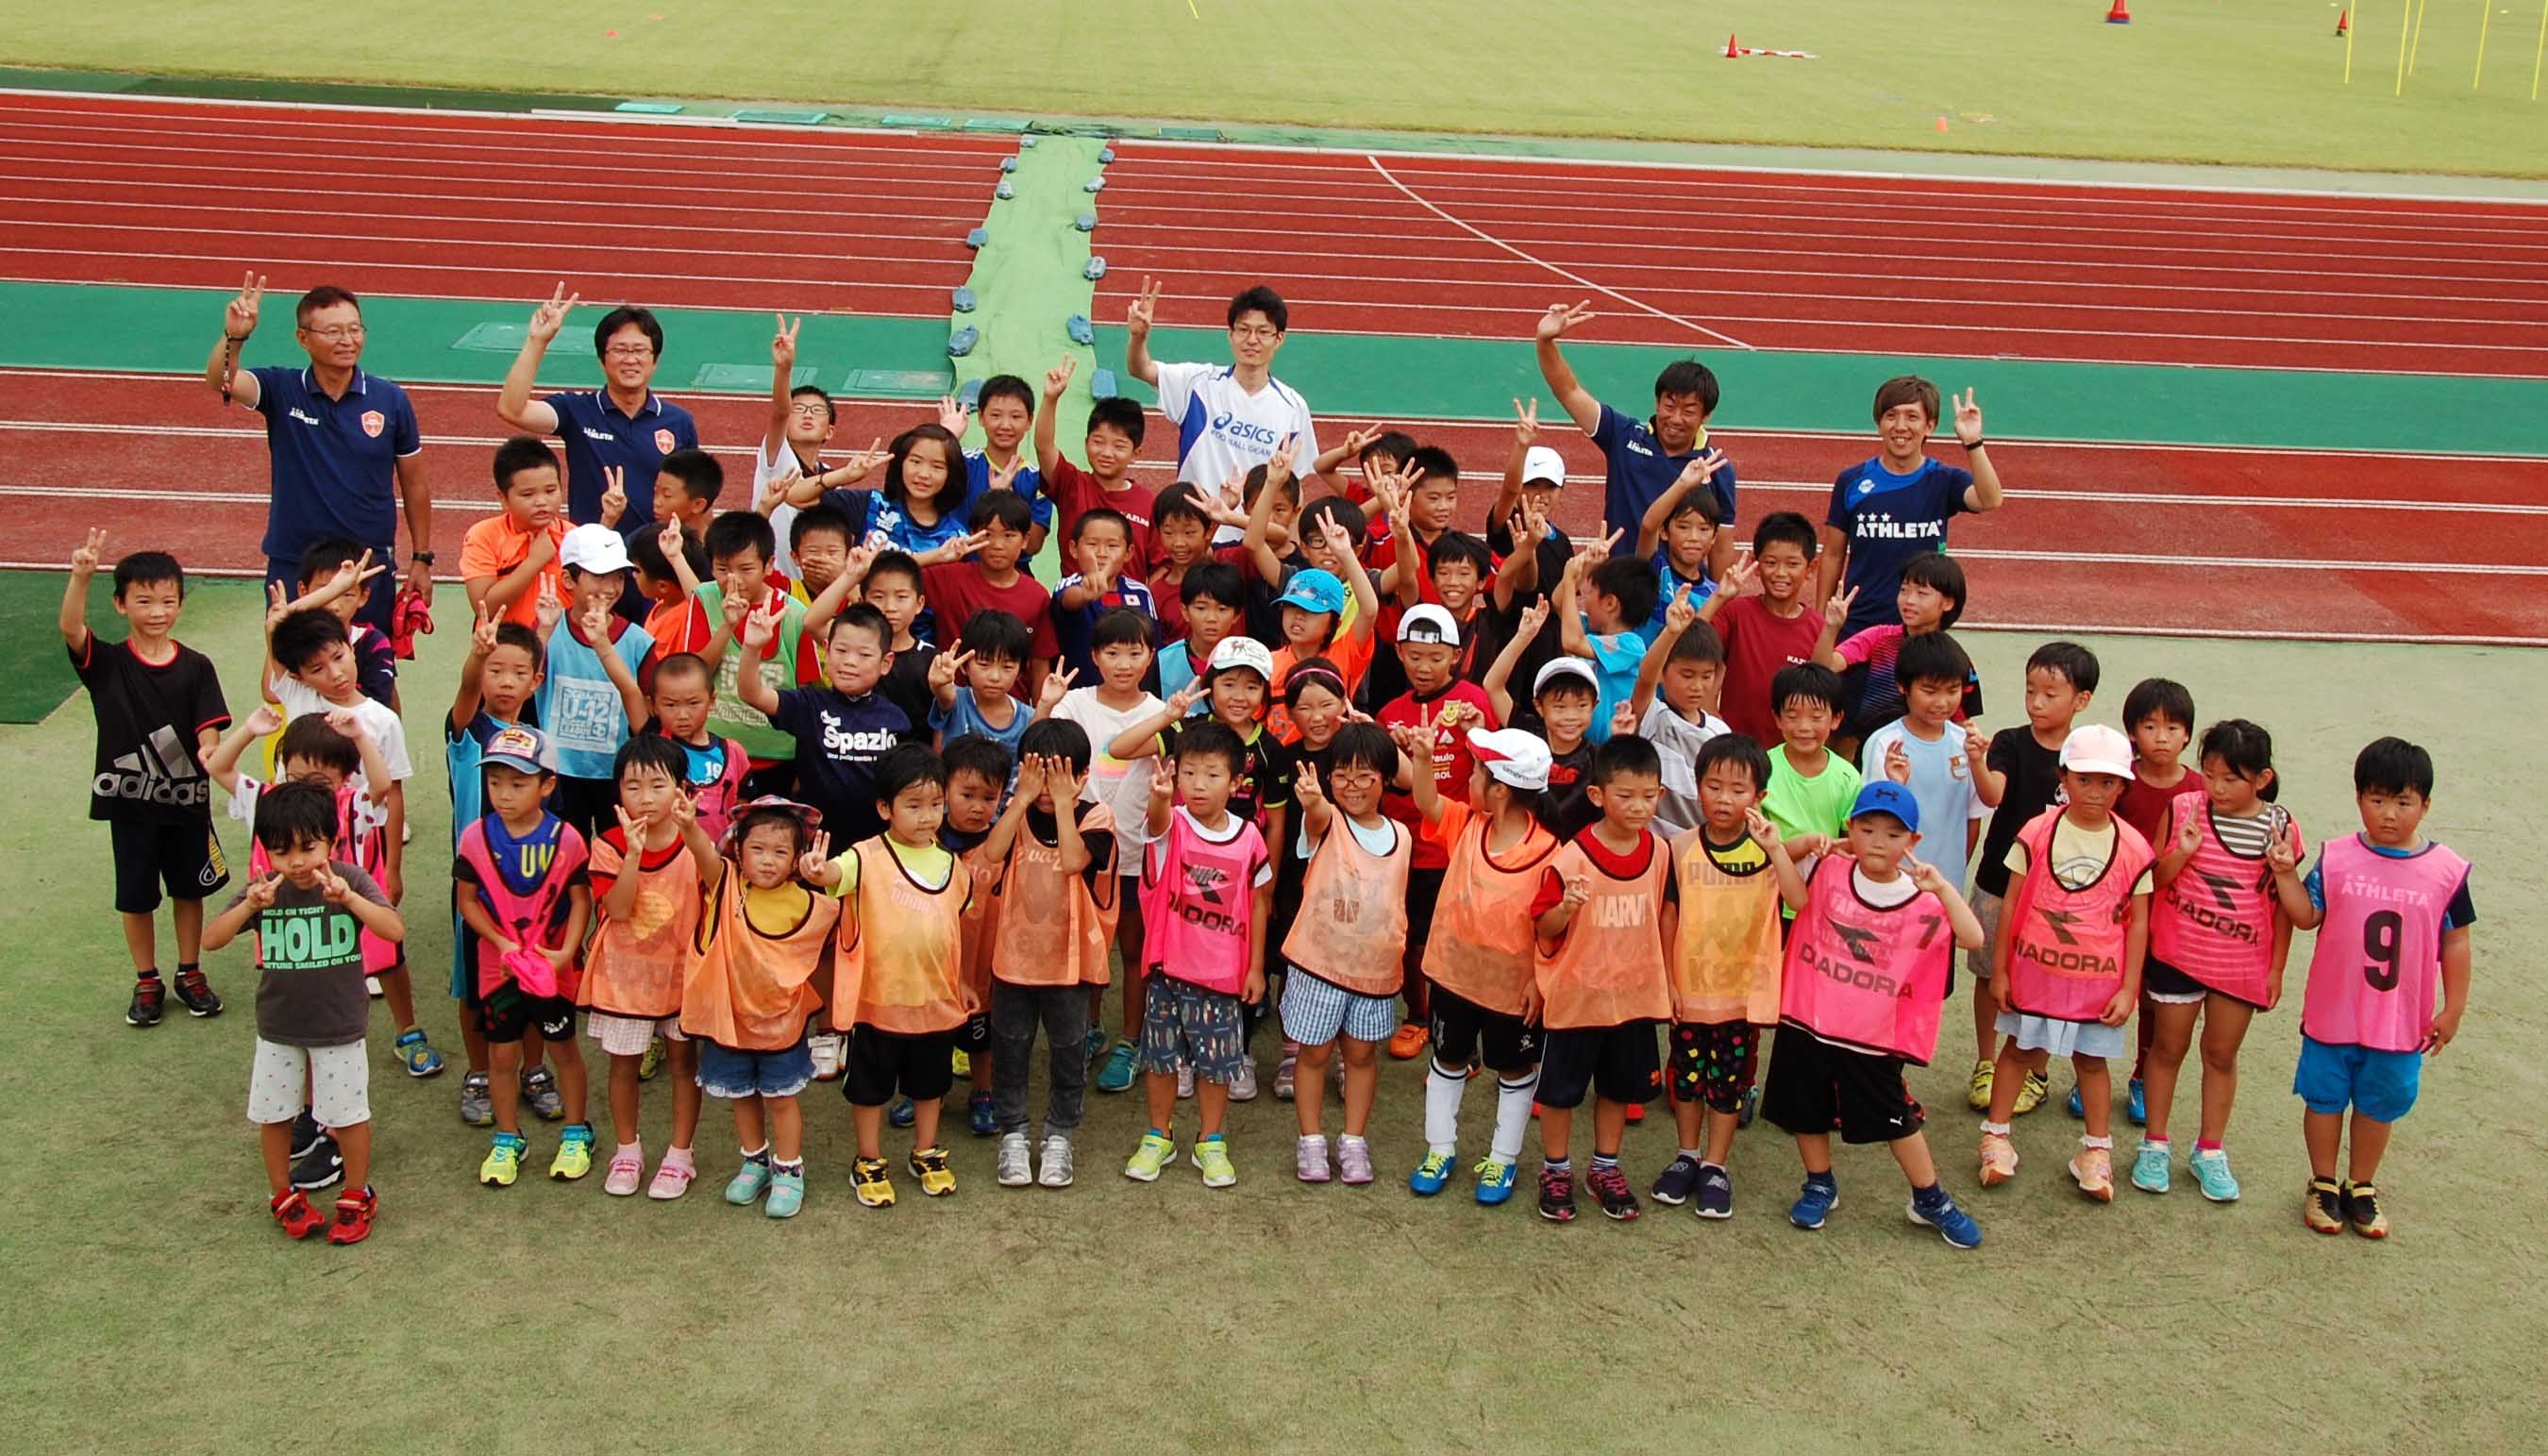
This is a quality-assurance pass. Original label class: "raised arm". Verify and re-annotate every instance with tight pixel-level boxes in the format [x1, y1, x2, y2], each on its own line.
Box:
[1123, 276, 1163, 388]
[1636, 452, 1727, 561]
[1107, 684, 1200, 762]
[205, 272, 265, 410]
[495, 284, 575, 435]
[1532, 301, 1604, 435]
[1627, 587, 1699, 722]
[59, 527, 105, 650]
[1035, 355, 1074, 476]
[1952, 390, 2003, 513]
[764, 314, 800, 455]
[733, 602, 782, 717]
[1240, 458, 1288, 588]
[203, 703, 284, 796]
[1481, 595, 1551, 725]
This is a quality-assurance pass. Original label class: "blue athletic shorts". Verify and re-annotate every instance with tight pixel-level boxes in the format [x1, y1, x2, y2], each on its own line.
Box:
[2293, 1034, 2421, 1123]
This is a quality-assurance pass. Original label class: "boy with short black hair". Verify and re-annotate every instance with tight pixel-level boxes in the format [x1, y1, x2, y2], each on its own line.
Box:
[1700, 511, 1826, 746]
[1555, 545, 1659, 745]
[1157, 559, 1245, 704]
[696, 510, 809, 779]
[1820, 376, 2003, 639]
[851, 548, 938, 735]
[1376, 604, 1502, 1063]
[63, 533, 232, 1029]
[928, 608, 1038, 759]
[460, 436, 568, 629]
[1627, 595, 1731, 837]
[1055, 609, 1166, 1082]
[920, 491, 1056, 696]
[1053, 508, 1157, 685]
[642, 447, 722, 540]
[296, 538, 398, 707]
[739, 603, 909, 845]
[1859, 632, 1989, 907]
[265, 605, 412, 982]
[1147, 483, 1217, 644]
[645, 651, 750, 840]
[447, 608, 551, 1123]
[1483, 603, 1602, 843]
[1035, 356, 1156, 567]
[963, 372, 1055, 554]
[1634, 455, 1725, 641]
[1759, 664, 1859, 937]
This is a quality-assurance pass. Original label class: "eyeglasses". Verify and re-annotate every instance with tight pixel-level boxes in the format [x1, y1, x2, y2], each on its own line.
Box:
[1229, 325, 1282, 342]
[604, 344, 656, 360]
[299, 325, 365, 342]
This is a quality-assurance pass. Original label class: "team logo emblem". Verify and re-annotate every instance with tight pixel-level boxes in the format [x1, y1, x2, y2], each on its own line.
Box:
[653, 428, 677, 454]
[360, 410, 385, 438]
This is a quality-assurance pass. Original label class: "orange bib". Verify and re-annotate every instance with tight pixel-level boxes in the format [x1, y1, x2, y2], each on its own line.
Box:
[1282, 813, 1413, 997]
[679, 865, 838, 1051]
[578, 833, 702, 1020]
[1667, 828, 1784, 1026]
[958, 838, 1002, 1005]
[1421, 803, 1562, 1016]
[831, 836, 974, 1035]
[1534, 834, 1673, 1029]
[991, 804, 1120, 988]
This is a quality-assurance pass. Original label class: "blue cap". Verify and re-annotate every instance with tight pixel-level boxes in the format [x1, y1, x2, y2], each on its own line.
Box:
[1849, 780, 1920, 832]
[1274, 568, 1348, 616]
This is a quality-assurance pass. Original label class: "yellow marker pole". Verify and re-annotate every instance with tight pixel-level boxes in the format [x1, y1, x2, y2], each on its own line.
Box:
[2396, 0, 2412, 93]
[2478, 0, 2493, 87]
[2410, 0, 2428, 72]
[2346, 2, 2358, 81]
[2537, 0, 2548, 98]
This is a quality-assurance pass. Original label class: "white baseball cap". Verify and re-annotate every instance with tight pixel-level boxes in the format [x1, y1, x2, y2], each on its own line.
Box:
[1206, 634, 1275, 682]
[1467, 728, 1551, 792]
[1533, 657, 1600, 697]
[2059, 724, 2135, 779]
[560, 523, 630, 574]
[1521, 446, 1568, 488]
[1397, 603, 1461, 646]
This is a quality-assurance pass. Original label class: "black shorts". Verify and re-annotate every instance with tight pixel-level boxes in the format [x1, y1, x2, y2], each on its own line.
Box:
[1535, 1021, 1662, 1110]
[1428, 987, 1543, 1076]
[1401, 866, 1447, 976]
[844, 1025, 958, 1107]
[479, 981, 577, 1044]
[547, 774, 617, 844]
[740, 761, 796, 801]
[109, 818, 229, 915]
[959, 1013, 991, 1051]
[1761, 1028, 1926, 1146]
[1669, 1019, 1763, 1113]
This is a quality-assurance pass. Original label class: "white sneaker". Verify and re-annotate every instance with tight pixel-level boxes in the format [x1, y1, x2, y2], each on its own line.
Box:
[1038, 1134, 1076, 1188]
[1176, 1061, 1196, 1099]
[808, 1031, 844, 1081]
[1228, 1057, 1259, 1101]
[995, 1130, 1032, 1187]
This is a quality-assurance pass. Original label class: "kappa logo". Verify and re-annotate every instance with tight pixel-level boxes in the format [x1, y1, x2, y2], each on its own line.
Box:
[360, 410, 385, 439]
[653, 428, 678, 454]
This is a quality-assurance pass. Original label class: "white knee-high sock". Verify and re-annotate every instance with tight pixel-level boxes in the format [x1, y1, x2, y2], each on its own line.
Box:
[1423, 1061, 1467, 1155]
[1491, 1071, 1539, 1163]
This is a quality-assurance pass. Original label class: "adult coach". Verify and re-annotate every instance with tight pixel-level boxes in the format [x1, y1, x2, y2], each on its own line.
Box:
[1533, 301, 1734, 576]
[1819, 376, 2003, 638]
[495, 285, 699, 533]
[1125, 278, 1337, 496]
[207, 275, 433, 629]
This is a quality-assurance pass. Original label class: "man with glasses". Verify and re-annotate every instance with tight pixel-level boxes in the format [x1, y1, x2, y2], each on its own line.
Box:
[1124, 281, 1332, 499]
[207, 275, 433, 631]
[495, 285, 700, 537]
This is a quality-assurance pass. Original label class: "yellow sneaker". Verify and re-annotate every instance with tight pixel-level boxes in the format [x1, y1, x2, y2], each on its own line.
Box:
[950, 1049, 972, 1078]
[2011, 1072, 2051, 1116]
[909, 1146, 957, 1197]
[547, 1124, 595, 1180]
[1966, 1060, 1994, 1112]
[478, 1131, 525, 1188]
[852, 1156, 897, 1208]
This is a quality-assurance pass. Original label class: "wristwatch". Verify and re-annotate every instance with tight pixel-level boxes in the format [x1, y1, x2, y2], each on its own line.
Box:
[411, 551, 437, 564]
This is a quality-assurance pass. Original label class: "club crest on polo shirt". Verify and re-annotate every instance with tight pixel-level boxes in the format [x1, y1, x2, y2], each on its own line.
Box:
[360, 410, 385, 438]
[654, 428, 678, 454]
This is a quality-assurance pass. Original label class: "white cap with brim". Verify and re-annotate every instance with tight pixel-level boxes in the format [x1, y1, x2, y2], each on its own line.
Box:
[559, 523, 630, 575]
[1521, 445, 1568, 488]
[1467, 727, 1552, 792]
[2059, 723, 2136, 779]
[1533, 657, 1600, 697]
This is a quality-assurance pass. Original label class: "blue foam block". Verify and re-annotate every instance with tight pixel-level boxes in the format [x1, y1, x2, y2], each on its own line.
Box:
[947, 327, 980, 358]
[1065, 315, 1094, 345]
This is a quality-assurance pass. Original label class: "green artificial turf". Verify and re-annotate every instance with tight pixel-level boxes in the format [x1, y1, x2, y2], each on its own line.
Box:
[3, 576, 2541, 1451]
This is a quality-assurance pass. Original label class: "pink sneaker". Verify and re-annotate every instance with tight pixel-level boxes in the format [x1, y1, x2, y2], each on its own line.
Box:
[1337, 1137, 1374, 1185]
[604, 1143, 645, 1197]
[1296, 1135, 1332, 1183]
[646, 1146, 697, 1201]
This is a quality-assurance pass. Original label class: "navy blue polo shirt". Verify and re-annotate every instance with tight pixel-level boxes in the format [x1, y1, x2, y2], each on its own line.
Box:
[543, 390, 699, 530]
[248, 366, 420, 560]
[1592, 404, 1735, 554]
[1825, 456, 1975, 637]
[957, 450, 1052, 529]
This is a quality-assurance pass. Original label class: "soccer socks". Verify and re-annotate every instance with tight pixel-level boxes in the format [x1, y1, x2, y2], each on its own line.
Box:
[1423, 1062, 1467, 1155]
[1491, 1073, 1538, 1164]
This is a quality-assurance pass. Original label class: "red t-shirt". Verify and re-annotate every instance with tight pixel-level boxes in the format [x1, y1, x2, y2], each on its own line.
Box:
[922, 562, 1059, 661]
[1529, 828, 1677, 918]
[1043, 457, 1158, 571]
[1378, 681, 1500, 870]
[2118, 765, 2194, 845]
[1713, 594, 1826, 745]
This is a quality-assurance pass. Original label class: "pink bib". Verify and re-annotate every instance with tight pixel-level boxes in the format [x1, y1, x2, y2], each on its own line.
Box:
[1141, 810, 1266, 996]
[1779, 860, 1954, 1064]
[2001, 810, 2154, 1025]
[2302, 835, 2469, 1053]
[455, 816, 591, 999]
[2149, 792, 2297, 1007]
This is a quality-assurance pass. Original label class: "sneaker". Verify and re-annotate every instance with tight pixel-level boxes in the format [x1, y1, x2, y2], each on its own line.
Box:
[1228, 1057, 1259, 1102]
[604, 1144, 645, 1197]
[171, 966, 223, 1017]
[1094, 1041, 1139, 1095]
[1736, 1086, 1759, 1130]
[647, 1147, 696, 1200]
[2066, 1083, 2085, 1119]
[2190, 1146, 2241, 1203]
[967, 1092, 998, 1137]
[125, 977, 164, 1028]
[458, 1071, 494, 1128]
[478, 1132, 526, 1189]
[2343, 1180, 2389, 1239]
[1587, 1163, 1641, 1221]
[547, 1124, 595, 1180]
[637, 1035, 665, 1082]
[910, 1146, 957, 1197]
[1536, 1165, 1577, 1222]
[1651, 1154, 1701, 1206]
[2304, 1176, 2346, 1234]
[1337, 1138, 1374, 1186]
[327, 1186, 377, 1246]
[1274, 1053, 1299, 1102]
[950, 1048, 972, 1079]
[852, 1156, 897, 1207]
[2070, 1146, 2116, 1202]
[725, 1159, 771, 1206]
[520, 1066, 565, 1122]
[1965, 1059, 1993, 1112]
[1475, 1157, 1518, 1205]
[807, 1031, 845, 1082]
[1908, 1189, 1984, 1249]
[1789, 1174, 1839, 1230]
[1296, 1136, 1332, 1183]
[764, 1166, 805, 1218]
[2127, 1078, 2148, 1127]
[1124, 1131, 1177, 1182]
[1037, 1135, 1075, 1188]
[1978, 1131, 2019, 1187]
[1080, 1026, 1108, 1066]
[395, 1029, 445, 1078]
[2012, 1072, 2051, 1116]
[887, 1096, 916, 1129]
[292, 1132, 344, 1192]
[2131, 1141, 2172, 1195]
[1410, 1148, 1457, 1197]
[1175, 1062, 1196, 1100]
[997, 1131, 1033, 1187]
[268, 1188, 326, 1240]
[1192, 1136, 1237, 1189]
[1387, 1021, 1430, 1061]
[290, 1109, 327, 1160]
[1693, 1164, 1735, 1220]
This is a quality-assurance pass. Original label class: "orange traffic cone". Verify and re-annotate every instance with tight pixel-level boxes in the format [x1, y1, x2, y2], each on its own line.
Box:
[1935, 115, 1950, 132]
[2105, 0, 2131, 23]
[2335, 7, 2349, 34]
[1724, 33, 1740, 58]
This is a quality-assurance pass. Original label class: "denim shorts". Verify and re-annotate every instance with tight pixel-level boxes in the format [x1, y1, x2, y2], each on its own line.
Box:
[696, 1036, 814, 1100]
[2293, 1034, 2422, 1123]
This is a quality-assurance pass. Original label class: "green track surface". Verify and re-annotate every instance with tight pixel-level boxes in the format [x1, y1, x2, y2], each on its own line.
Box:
[5, 580, 2540, 1451]
[4, 1, 2547, 176]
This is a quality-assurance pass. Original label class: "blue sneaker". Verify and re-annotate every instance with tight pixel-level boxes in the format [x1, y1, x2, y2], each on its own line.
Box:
[887, 1096, 916, 1129]
[966, 1092, 997, 1138]
[2131, 1140, 2172, 1194]
[1472, 1157, 1517, 1206]
[764, 1166, 805, 1219]
[1093, 1040, 1139, 1095]
[1410, 1148, 1456, 1197]
[1081, 1026, 1109, 1066]
[2065, 1082, 2085, 1118]
[396, 1028, 445, 1079]
[2127, 1077, 2148, 1126]
[1789, 1174, 1839, 1230]
[1908, 1188, 1983, 1248]
[725, 1159, 772, 1205]
[2190, 1146, 2241, 1202]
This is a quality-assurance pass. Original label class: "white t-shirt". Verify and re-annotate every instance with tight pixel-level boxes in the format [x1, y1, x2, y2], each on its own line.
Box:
[758, 435, 811, 579]
[1145, 805, 1276, 886]
[227, 771, 391, 842]
[1054, 686, 1164, 870]
[268, 675, 414, 784]
[1153, 361, 1321, 496]
[1641, 700, 1730, 838]
[1859, 718, 1986, 890]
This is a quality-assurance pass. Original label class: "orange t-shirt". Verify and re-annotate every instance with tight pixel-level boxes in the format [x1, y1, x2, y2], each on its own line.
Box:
[1266, 632, 1374, 745]
[458, 514, 567, 628]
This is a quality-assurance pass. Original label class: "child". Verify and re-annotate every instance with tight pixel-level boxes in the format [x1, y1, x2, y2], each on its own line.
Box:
[1627, 595, 1730, 837]
[1965, 640, 2099, 1114]
[1759, 663, 1859, 893]
[453, 726, 595, 1187]
[1859, 633, 1989, 906]
[920, 491, 1057, 699]
[540, 525, 654, 841]
[446, 608, 550, 1124]
[1819, 377, 2003, 639]
[981, 721, 1117, 1187]
[459, 437, 568, 629]
[1124, 722, 1271, 1189]
[296, 539, 397, 707]
[2139, 719, 2303, 1203]
[1052, 611, 1165, 1091]
[963, 373, 1055, 552]
[1634, 455, 1724, 641]
[1529, 734, 1676, 1222]
[1819, 552, 1970, 758]
[694, 511, 810, 777]
[1700, 511, 1826, 746]
[1146, 484, 1218, 644]
[804, 745, 978, 1207]
[1053, 508, 1157, 686]
[936, 734, 1014, 1127]
[1282, 725, 1415, 1184]
[1265, 658, 1352, 1096]
[677, 795, 839, 1219]
[1766, 781, 1986, 1248]
[60, 533, 232, 1029]
[629, 516, 708, 671]
[1400, 728, 1562, 1205]
[645, 652, 750, 841]
[1414, 531, 1517, 687]
[2271, 736, 2473, 1240]
[784, 506, 856, 609]
[204, 779, 404, 1245]
[738, 603, 909, 846]
[1376, 605, 1501, 1062]
[2112, 677, 2196, 1124]
[928, 609, 1037, 760]
[872, 424, 981, 559]
[1243, 457, 1383, 741]
[1553, 541, 1658, 745]
[581, 736, 706, 1200]
[266, 607, 411, 1003]
[856, 549, 939, 735]
[643, 448, 722, 542]
[1035, 356, 1156, 566]
[756, 317, 853, 577]
[1482, 605, 1601, 843]
[1157, 561, 1245, 705]
[1974, 725, 2153, 1202]
[1654, 735, 1786, 1220]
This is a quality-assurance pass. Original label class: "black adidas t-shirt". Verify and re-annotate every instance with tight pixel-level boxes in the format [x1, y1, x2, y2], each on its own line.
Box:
[72, 633, 229, 824]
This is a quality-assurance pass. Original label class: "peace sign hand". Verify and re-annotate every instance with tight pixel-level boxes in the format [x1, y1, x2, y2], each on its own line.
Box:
[1822, 582, 1859, 633]
[1558, 873, 1592, 910]
[1293, 761, 1326, 812]
[1512, 396, 1540, 444]
[613, 802, 647, 845]
[1038, 665, 1077, 711]
[1534, 300, 1595, 343]
[1127, 276, 1163, 341]
[928, 647, 974, 692]
[70, 527, 108, 575]
[771, 313, 801, 370]
[470, 599, 501, 654]
[1148, 755, 1178, 800]
[1953, 388, 1984, 447]
[1513, 594, 1552, 642]
[1904, 855, 1950, 897]
[598, 465, 628, 528]
[1717, 554, 1759, 598]
[1165, 681, 1207, 717]
[1744, 806, 1785, 851]
[527, 282, 578, 343]
[1663, 583, 1700, 634]
[1043, 352, 1077, 401]
[225, 271, 266, 340]
[796, 829, 833, 886]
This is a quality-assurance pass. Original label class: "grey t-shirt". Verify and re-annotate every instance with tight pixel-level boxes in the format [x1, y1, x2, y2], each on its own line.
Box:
[227, 862, 388, 1047]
